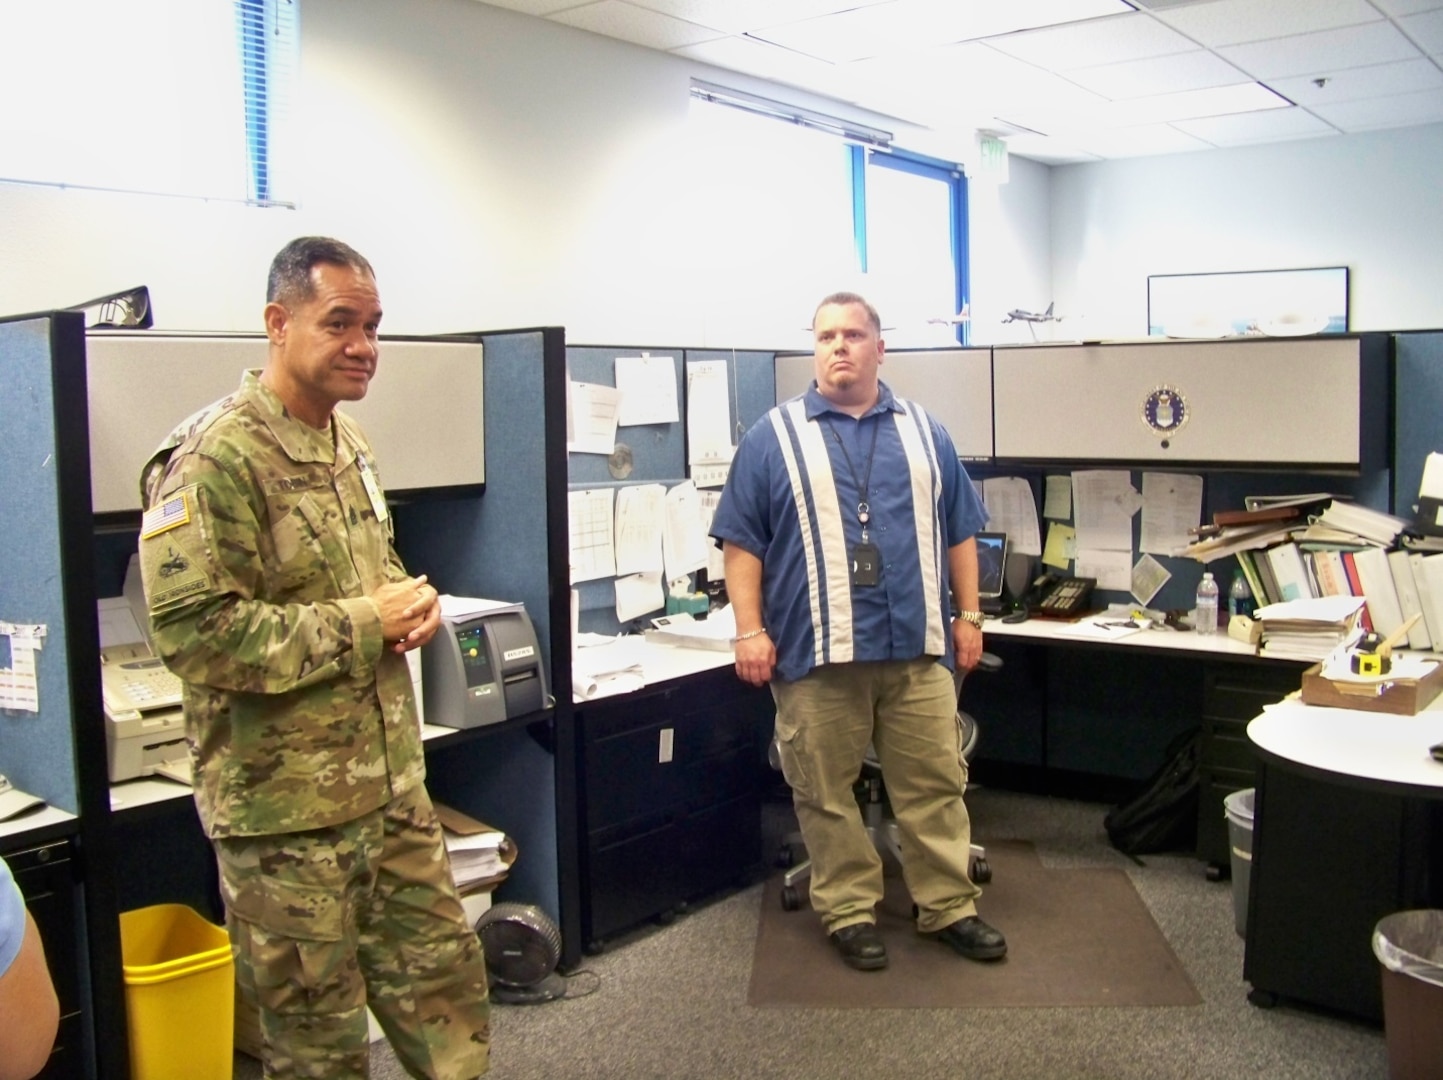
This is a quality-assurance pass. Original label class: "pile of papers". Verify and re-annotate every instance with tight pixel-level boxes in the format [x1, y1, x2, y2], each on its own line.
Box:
[573, 634, 646, 701]
[1256, 595, 1366, 662]
[435, 803, 515, 893]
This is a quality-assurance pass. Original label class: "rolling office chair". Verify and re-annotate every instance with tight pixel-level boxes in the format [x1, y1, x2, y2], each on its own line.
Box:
[772, 652, 1002, 912]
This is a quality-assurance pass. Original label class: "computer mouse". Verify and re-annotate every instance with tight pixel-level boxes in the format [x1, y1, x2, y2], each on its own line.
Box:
[1430, 741, 1443, 762]
[1001, 610, 1029, 624]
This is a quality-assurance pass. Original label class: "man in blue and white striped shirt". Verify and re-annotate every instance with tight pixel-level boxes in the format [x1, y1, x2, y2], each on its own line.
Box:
[711, 292, 1006, 972]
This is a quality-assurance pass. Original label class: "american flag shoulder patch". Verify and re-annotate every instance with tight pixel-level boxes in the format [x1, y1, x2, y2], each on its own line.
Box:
[141, 492, 191, 539]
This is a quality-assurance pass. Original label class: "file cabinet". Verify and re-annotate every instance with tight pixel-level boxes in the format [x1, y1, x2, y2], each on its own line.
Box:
[574, 667, 772, 951]
[3, 834, 85, 1080]
[1197, 659, 1305, 876]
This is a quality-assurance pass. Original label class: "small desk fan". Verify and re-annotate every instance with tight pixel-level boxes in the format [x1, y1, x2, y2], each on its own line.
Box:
[474, 902, 566, 1004]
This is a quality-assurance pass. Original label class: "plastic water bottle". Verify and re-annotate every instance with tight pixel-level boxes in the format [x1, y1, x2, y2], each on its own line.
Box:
[1195, 572, 1219, 635]
[1228, 570, 1254, 620]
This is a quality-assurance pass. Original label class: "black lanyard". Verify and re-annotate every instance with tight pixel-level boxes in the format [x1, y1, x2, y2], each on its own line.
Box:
[823, 415, 880, 542]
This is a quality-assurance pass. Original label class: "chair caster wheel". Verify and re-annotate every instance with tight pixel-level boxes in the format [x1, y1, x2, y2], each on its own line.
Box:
[775, 844, 795, 868]
[971, 857, 992, 884]
[781, 885, 803, 911]
[1247, 988, 1278, 1009]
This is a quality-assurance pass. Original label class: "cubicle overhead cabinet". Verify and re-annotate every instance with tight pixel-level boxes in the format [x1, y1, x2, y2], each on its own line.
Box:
[775, 348, 995, 460]
[992, 336, 1389, 471]
[86, 331, 486, 515]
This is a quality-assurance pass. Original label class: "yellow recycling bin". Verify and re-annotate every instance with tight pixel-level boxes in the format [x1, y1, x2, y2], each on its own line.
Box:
[120, 904, 234, 1080]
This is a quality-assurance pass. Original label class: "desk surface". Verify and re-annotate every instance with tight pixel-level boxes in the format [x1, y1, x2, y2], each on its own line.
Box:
[984, 614, 1265, 659]
[573, 637, 733, 703]
[1248, 698, 1443, 794]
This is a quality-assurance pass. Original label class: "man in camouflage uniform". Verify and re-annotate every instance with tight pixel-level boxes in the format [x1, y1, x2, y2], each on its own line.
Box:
[139, 237, 490, 1079]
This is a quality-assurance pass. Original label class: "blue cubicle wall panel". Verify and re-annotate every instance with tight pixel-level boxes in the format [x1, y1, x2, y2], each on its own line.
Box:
[0, 318, 79, 813]
[394, 330, 562, 923]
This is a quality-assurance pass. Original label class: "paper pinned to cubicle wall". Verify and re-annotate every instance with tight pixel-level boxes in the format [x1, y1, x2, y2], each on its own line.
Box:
[982, 477, 1041, 556]
[0, 621, 46, 713]
[568, 382, 621, 456]
[615, 354, 679, 426]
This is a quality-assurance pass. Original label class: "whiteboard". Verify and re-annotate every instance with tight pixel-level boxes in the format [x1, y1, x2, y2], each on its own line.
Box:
[86, 332, 485, 514]
[774, 348, 994, 459]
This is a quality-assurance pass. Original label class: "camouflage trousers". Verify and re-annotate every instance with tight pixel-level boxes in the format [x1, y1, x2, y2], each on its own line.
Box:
[214, 785, 490, 1079]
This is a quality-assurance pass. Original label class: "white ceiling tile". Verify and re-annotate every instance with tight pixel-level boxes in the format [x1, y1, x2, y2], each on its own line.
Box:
[548, 0, 724, 50]
[748, 0, 1135, 64]
[1150, 0, 1383, 49]
[474, 0, 586, 16]
[1065, 123, 1215, 157]
[1308, 86, 1443, 129]
[619, 0, 890, 35]
[1065, 49, 1254, 99]
[1171, 105, 1338, 144]
[1105, 81, 1290, 125]
[985, 12, 1200, 71]
[1218, 21, 1423, 79]
[673, 34, 843, 88]
[1400, 9, 1443, 51]
[1371, 0, 1443, 16]
[1267, 57, 1443, 104]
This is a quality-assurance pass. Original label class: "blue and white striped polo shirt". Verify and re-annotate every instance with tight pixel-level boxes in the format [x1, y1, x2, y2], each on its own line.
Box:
[711, 381, 987, 684]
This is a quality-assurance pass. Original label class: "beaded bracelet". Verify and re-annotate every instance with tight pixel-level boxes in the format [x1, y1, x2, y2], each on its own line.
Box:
[732, 628, 768, 642]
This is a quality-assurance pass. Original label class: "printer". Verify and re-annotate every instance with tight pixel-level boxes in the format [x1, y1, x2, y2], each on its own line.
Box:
[421, 597, 548, 729]
[98, 596, 189, 783]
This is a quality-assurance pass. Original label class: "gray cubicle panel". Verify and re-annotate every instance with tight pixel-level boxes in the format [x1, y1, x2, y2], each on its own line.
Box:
[86, 332, 485, 514]
[774, 348, 995, 459]
[1393, 330, 1443, 514]
[992, 337, 1379, 468]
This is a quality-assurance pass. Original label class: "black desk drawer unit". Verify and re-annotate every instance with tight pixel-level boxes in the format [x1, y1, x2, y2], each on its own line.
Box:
[1198, 661, 1302, 874]
[5, 836, 85, 1080]
[576, 668, 771, 951]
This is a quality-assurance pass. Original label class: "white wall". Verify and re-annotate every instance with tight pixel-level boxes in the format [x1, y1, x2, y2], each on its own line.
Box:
[1049, 125, 1443, 340]
[0, 0, 1050, 350]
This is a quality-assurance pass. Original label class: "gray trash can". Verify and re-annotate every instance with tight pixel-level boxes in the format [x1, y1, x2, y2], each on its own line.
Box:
[1222, 788, 1254, 938]
[1372, 910, 1443, 1080]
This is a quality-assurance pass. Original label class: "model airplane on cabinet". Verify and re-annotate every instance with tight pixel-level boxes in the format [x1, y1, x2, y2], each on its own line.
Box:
[926, 302, 971, 326]
[1003, 302, 1059, 325]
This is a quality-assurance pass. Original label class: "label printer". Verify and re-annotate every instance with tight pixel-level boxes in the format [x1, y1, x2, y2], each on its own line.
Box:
[422, 598, 548, 729]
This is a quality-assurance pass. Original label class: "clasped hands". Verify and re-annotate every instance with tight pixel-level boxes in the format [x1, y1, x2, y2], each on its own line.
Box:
[373, 574, 441, 654]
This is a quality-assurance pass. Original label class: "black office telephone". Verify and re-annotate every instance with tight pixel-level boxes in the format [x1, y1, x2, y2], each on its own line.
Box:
[1025, 573, 1096, 617]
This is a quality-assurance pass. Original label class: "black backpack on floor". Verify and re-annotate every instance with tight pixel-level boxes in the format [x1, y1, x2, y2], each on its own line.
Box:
[1103, 728, 1201, 856]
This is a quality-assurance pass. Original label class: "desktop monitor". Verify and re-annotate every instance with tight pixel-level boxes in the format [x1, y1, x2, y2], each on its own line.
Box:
[975, 531, 1008, 613]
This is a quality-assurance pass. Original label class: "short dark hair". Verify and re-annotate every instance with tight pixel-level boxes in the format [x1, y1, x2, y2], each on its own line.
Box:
[267, 236, 375, 306]
[813, 291, 881, 335]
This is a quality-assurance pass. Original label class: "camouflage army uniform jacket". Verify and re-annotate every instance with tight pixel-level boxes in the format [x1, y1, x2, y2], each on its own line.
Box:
[138, 371, 424, 839]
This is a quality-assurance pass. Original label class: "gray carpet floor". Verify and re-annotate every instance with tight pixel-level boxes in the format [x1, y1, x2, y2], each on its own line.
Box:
[234, 787, 1389, 1079]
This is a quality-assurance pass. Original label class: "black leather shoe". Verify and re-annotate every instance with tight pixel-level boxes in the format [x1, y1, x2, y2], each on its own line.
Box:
[928, 916, 1007, 961]
[829, 923, 888, 970]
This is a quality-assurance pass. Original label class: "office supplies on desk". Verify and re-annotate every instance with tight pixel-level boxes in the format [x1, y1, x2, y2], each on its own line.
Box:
[1303, 648, 1443, 715]
[423, 597, 547, 728]
[642, 607, 736, 651]
[0, 774, 45, 821]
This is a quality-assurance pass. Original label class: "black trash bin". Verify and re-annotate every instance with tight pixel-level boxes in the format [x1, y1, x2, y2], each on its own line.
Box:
[1372, 910, 1443, 1080]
